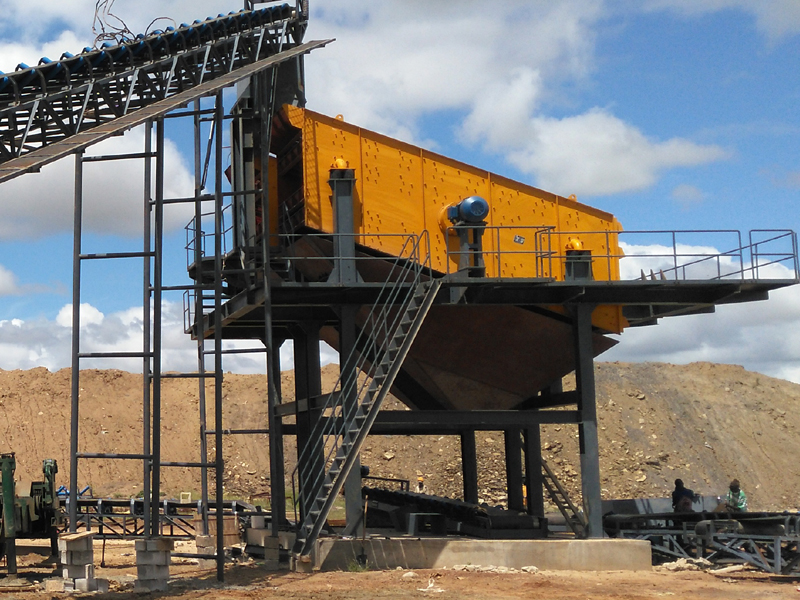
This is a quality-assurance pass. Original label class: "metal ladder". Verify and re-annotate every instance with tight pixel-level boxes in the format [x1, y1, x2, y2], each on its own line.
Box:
[291, 271, 440, 558]
[541, 456, 587, 537]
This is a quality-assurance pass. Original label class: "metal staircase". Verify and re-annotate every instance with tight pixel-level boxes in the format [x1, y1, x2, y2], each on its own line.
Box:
[291, 243, 440, 557]
[541, 456, 587, 537]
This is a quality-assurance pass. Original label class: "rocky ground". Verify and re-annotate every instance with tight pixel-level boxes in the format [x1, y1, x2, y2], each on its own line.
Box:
[0, 361, 798, 511]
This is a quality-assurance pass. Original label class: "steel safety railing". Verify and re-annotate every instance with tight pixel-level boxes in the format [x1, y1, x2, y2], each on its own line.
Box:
[444, 225, 555, 278]
[443, 226, 798, 282]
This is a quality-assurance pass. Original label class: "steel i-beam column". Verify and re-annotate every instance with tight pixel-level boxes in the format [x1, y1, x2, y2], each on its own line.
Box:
[572, 304, 602, 538]
[213, 91, 225, 581]
[523, 427, 545, 517]
[68, 150, 83, 533]
[1, 453, 17, 576]
[293, 322, 323, 521]
[142, 121, 153, 537]
[504, 429, 525, 512]
[192, 100, 210, 536]
[257, 69, 285, 536]
[328, 166, 363, 532]
[340, 305, 362, 534]
[460, 430, 479, 504]
[150, 118, 165, 537]
[267, 339, 286, 530]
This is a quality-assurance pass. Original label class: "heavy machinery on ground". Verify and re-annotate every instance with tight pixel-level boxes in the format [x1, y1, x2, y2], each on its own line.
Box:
[0, 453, 61, 576]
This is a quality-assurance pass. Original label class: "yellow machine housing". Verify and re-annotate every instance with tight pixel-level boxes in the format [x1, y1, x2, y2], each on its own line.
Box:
[271, 106, 626, 335]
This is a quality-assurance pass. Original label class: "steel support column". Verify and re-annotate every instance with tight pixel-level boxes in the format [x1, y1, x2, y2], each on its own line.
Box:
[149, 118, 166, 537]
[572, 304, 602, 538]
[293, 322, 323, 521]
[212, 92, 226, 581]
[68, 150, 83, 533]
[142, 121, 153, 537]
[460, 430, 479, 504]
[523, 427, 545, 517]
[257, 68, 286, 537]
[192, 100, 210, 536]
[340, 305, 363, 534]
[504, 429, 525, 512]
[267, 338, 286, 530]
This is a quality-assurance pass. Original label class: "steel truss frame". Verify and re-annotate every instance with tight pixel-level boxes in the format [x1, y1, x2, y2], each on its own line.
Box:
[0, 5, 305, 164]
[606, 513, 800, 574]
[44, 4, 324, 582]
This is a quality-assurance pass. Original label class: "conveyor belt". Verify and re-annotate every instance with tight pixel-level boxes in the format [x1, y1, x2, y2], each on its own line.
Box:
[604, 510, 800, 574]
[0, 4, 305, 172]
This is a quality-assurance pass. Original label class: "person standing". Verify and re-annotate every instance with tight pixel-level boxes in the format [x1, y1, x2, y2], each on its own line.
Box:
[672, 479, 695, 512]
[725, 479, 748, 512]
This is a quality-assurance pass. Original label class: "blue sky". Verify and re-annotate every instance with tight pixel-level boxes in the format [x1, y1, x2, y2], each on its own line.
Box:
[0, 1, 799, 380]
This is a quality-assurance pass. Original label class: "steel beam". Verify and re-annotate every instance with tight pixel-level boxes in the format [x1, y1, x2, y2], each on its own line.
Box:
[524, 427, 545, 517]
[505, 430, 525, 512]
[460, 431, 479, 504]
[572, 304, 603, 538]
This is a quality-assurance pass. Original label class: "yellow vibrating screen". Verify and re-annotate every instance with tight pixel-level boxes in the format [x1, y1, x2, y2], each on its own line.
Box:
[272, 105, 626, 336]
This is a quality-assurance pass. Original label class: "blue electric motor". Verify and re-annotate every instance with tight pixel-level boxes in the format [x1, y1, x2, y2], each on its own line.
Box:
[447, 196, 489, 223]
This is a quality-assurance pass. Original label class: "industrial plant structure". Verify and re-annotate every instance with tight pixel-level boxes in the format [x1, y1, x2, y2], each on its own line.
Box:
[1, 0, 798, 583]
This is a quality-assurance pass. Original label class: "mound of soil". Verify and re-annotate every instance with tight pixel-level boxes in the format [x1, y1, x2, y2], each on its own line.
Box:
[0, 361, 797, 511]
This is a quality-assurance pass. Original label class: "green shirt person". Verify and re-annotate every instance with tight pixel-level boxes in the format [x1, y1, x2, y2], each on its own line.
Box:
[725, 479, 747, 512]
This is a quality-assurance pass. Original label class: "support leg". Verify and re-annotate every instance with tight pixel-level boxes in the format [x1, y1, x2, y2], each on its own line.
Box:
[505, 429, 524, 511]
[523, 427, 545, 517]
[461, 430, 479, 504]
[572, 304, 603, 538]
[339, 306, 363, 535]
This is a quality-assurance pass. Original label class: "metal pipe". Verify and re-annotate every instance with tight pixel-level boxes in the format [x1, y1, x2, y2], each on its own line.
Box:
[69, 150, 84, 533]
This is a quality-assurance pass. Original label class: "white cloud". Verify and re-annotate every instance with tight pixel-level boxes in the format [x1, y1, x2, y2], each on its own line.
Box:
[0, 265, 20, 296]
[671, 184, 706, 209]
[56, 303, 104, 328]
[0, 300, 337, 374]
[643, 0, 800, 41]
[0, 126, 194, 240]
[605, 284, 800, 383]
[504, 109, 728, 196]
[305, 0, 604, 144]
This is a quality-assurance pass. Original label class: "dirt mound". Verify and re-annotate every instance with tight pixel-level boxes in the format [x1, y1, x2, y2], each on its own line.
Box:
[0, 362, 797, 511]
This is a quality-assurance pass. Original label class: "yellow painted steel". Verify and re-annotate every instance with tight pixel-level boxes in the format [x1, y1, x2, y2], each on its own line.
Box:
[283, 106, 626, 333]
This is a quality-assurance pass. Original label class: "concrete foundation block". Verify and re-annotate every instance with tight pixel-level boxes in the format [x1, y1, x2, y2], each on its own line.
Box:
[61, 549, 93, 566]
[136, 578, 168, 592]
[136, 551, 171, 566]
[315, 538, 653, 572]
[278, 531, 296, 551]
[262, 559, 281, 571]
[44, 578, 65, 592]
[135, 538, 175, 553]
[74, 577, 97, 592]
[246, 528, 280, 548]
[62, 563, 94, 580]
[137, 563, 169, 580]
[58, 532, 94, 553]
[251, 515, 266, 529]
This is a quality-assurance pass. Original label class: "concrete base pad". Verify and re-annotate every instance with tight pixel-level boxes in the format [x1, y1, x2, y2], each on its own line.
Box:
[315, 538, 651, 572]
